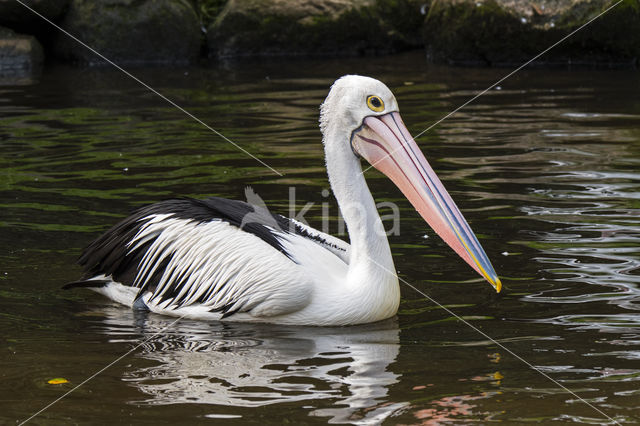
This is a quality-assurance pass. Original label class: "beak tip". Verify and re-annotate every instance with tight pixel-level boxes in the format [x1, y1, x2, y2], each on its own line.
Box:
[494, 277, 502, 293]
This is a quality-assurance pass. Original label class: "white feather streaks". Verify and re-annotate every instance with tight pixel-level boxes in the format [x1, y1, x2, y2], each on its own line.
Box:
[127, 215, 312, 317]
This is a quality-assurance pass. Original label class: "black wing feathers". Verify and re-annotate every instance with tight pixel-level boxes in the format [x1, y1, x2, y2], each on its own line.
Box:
[75, 197, 297, 289]
[71, 196, 345, 313]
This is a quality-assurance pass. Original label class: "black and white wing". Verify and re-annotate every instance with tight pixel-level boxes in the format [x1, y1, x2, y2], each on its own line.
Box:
[66, 197, 348, 319]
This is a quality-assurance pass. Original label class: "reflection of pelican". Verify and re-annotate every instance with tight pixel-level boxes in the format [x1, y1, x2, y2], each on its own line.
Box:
[66, 75, 500, 325]
[98, 306, 406, 424]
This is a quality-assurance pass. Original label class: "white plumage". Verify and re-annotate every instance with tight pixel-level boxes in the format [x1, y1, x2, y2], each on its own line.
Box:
[69, 75, 501, 326]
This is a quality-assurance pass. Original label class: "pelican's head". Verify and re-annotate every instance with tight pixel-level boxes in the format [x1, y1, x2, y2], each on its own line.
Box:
[321, 75, 501, 292]
[320, 75, 399, 136]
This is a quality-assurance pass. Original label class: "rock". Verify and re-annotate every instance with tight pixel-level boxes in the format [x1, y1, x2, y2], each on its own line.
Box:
[208, 0, 425, 57]
[423, 0, 640, 67]
[53, 0, 201, 65]
[196, 0, 229, 28]
[0, 26, 44, 77]
[0, 0, 69, 34]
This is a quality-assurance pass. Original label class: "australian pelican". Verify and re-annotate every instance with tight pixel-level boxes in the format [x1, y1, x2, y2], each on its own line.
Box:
[66, 75, 501, 326]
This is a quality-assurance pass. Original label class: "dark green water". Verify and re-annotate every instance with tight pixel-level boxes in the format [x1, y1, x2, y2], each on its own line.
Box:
[2, 52, 639, 424]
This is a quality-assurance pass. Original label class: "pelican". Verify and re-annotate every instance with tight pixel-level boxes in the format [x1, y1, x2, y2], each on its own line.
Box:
[65, 75, 501, 326]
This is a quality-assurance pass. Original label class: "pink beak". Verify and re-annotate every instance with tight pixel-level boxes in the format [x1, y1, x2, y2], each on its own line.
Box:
[351, 112, 501, 292]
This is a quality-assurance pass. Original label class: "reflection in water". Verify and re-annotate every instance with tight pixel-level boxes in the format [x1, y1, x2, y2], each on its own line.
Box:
[412, 392, 498, 425]
[96, 306, 406, 424]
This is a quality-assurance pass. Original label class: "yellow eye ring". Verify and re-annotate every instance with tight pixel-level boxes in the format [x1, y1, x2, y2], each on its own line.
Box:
[366, 95, 385, 112]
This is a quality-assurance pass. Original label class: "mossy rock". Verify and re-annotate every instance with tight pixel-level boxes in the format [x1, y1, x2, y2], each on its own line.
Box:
[423, 0, 640, 66]
[53, 0, 201, 65]
[0, 26, 44, 76]
[0, 0, 69, 33]
[192, 0, 228, 27]
[558, 0, 640, 64]
[208, 0, 425, 57]
[423, 0, 533, 65]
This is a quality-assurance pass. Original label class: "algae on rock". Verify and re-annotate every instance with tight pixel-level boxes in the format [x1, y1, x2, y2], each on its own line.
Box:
[423, 0, 640, 66]
[53, 0, 202, 65]
[208, 0, 424, 57]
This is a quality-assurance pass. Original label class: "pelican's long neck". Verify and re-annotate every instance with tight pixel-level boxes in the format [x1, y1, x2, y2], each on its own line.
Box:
[323, 123, 396, 277]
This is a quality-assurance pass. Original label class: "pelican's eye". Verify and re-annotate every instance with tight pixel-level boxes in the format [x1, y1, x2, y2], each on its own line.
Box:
[366, 95, 385, 112]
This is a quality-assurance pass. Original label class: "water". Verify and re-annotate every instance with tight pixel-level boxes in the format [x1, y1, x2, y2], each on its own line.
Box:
[2, 52, 639, 424]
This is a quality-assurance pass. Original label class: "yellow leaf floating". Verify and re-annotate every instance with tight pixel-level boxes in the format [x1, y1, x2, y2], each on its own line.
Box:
[47, 378, 69, 385]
